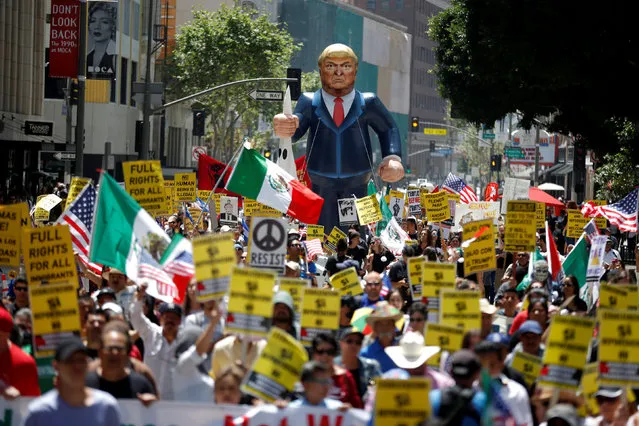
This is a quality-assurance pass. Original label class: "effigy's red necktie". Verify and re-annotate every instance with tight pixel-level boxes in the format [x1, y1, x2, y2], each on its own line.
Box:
[333, 97, 344, 127]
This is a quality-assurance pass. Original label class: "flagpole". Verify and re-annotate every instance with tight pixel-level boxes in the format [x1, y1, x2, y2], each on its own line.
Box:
[194, 141, 245, 230]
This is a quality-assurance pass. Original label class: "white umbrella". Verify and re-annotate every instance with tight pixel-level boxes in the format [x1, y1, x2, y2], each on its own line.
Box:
[538, 182, 564, 191]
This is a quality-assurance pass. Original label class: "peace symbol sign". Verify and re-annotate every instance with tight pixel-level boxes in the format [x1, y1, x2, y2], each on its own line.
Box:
[253, 219, 285, 251]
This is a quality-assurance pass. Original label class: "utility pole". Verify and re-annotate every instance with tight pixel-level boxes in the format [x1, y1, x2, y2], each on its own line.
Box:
[141, 0, 154, 160]
[534, 125, 540, 186]
[74, 0, 87, 176]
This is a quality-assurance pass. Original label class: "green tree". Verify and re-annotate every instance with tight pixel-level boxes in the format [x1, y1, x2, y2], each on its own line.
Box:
[301, 71, 321, 93]
[169, 6, 300, 161]
[428, 0, 639, 159]
[593, 148, 639, 202]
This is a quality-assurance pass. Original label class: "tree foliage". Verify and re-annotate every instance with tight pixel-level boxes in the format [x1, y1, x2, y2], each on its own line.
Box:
[169, 6, 300, 161]
[593, 148, 639, 202]
[428, 1, 639, 158]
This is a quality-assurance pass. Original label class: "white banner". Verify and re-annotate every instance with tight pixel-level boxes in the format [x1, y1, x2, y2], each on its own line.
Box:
[454, 201, 500, 229]
[2, 398, 370, 426]
[587, 235, 607, 283]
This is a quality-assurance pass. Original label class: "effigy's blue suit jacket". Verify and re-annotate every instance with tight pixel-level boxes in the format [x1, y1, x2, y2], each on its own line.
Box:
[292, 90, 403, 179]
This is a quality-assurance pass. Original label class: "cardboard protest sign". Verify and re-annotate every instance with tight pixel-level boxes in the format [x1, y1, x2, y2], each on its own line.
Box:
[375, 378, 431, 426]
[588, 200, 608, 230]
[30, 281, 81, 356]
[242, 328, 308, 402]
[306, 225, 324, 240]
[407, 188, 421, 217]
[355, 194, 382, 225]
[23, 225, 77, 284]
[277, 277, 308, 321]
[19, 203, 31, 229]
[389, 189, 405, 223]
[581, 363, 600, 416]
[174, 172, 197, 202]
[439, 289, 480, 332]
[423, 262, 456, 322]
[598, 309, 639, 385]
[538, 315, 594, 390]
[423, 191, 450, 223]
[511, 351, 542, 387]
[192, 233, 235, 301]
[219, 196, 239, 226]
[617, 285, 639, 311]
[567, 209, 589, 239]
[424, 323, 463, 368]
[122, 160, 165, 215]
[243, 198, 280, 218]
[599, 284, 630, 310]
[65, 177, 91, 209]
[462, 219, 496, 276]
[300, 288, 340, 346]
[247, 217, 287, 273]
[337, 198, 358, 226]
[330, 267, 363, 296]
[454, 201, 500, 228]
[535, 202, 545, 229]
[500, 177, 530, 215]
[0, 204, 24, 267]
[226, 267, 276, 337]
[504, 200, 537, 252]
[325, 227, 347, 253]
[407, 257, 425, 299]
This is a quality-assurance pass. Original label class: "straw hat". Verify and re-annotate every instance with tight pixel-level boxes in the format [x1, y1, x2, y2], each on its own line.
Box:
[365, 301, 403, 326]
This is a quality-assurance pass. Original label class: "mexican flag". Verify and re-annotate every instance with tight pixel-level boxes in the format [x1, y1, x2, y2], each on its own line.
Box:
[225, 144, 324, 224]
[90, 172, 179, 303]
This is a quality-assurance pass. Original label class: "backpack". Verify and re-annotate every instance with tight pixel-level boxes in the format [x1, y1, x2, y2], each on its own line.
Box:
[430, 385, 481, 426]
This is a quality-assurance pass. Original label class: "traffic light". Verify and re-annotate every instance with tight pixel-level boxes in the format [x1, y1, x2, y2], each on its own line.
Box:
[411, 117, 419, 132]
[264, 149, 271, 159]
[287, 68, 302, 101]
[70, 80, 79, 105]
[429, 141, 436, 152]
[574, 144, 586, 171]
[192, 110, 206, 137]
[490, 154, 502, 172]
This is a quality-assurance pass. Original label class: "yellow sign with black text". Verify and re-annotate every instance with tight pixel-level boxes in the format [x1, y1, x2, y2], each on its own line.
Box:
[567, 209, 589, 239]
[355, 194, 382, 225]
[599, 284, 630, 310]
[23, 225, 77, 285]
[243, 199, 281, 218]
[423, 191, 450, 223]
[589, 200, 608, 230]
[617, 285, 639, 311]
[192, 233, 236, 301]
[226, 267, 276, 337]
[0, 204, 24, 267]
[511, 351, 542, 387]
[375, 378, 431, 426]
[330, 267, 363, 296]
[300, 288, 340, 346]
[65, 177, 91, 209]
[425, 323, 463, 368]
[306, 225, 324, 240]
[598, 309, 639, 385]
[535, 202, 545, 229]
[462, 219, 496, 275]
[122, 160, 165, 215]
[174, 172, 197, 202]
[422, 262, 456, 298]
[408, 257, 425, 299]
[278, 278, 308, 317]
[504, 200, 537, 252]
[325, 227, 347, 253]
[440, 289, 480, 332]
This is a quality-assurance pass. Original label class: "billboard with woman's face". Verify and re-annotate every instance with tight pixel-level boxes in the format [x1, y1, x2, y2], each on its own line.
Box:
[87, 1, 118, 80]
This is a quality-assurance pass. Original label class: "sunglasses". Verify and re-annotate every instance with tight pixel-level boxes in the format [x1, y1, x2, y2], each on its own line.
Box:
[343, 339, 362, 346]
[365, 281, 381, 287]
[306, 378, 332, 386]
[409, 316, 425, 323]
[561, 282, 574, 287]
[14, 286, 28, 292]
[314, 348, 336, 356]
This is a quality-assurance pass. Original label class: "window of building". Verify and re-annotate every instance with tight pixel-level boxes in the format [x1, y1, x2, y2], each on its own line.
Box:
[122, 0, 130, 36]
[396, 0, 404, 9]
[120, 57, 128, 105]
[132, 1, 140, 41]
[381, 0, 390, 9]
[367, 0, 376, 10]
[130, 61, 138, 106]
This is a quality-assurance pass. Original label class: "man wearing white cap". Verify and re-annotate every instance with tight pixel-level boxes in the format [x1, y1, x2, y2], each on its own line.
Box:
[102, 267, 136, 321]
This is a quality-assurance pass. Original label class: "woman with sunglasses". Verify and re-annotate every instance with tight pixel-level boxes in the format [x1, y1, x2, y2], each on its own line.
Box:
[311, 333, 363, 408]
[335, 328, 381, 401]
[556, 275, 587, 314]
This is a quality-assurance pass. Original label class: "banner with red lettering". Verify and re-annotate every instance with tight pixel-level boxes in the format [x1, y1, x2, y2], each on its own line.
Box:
[49, 0, 80, 78]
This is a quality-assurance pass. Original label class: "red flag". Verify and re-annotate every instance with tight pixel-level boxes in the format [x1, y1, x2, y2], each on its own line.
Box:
[484, 182, 499, 201]
[545, 221, 561, 281]
[295, 155, 312, 188]
[197, 154, 241, 201]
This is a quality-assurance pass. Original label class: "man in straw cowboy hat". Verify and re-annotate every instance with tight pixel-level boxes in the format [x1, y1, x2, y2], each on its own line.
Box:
[359, 301, 403, 372]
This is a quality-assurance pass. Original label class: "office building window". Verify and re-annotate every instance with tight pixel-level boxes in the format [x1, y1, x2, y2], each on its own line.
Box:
[396, 0, 404, 8]
[381, 0, 390, 9]
[132, 2, 140, 41]
[130, 61, 138, 106]
[122, 0, 130, 36]
[367, 0, 376, 10]
[120, 57, 128, 105]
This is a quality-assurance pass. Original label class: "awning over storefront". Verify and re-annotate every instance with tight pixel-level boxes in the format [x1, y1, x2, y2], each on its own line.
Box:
[529, 187, 565, 207]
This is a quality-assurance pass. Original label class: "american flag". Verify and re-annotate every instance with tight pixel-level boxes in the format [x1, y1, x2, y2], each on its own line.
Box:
[55, 184, 102, 275]
[304, 239, 323, 262]
[583, 218, 600, 242]
[582, 188, 638, 232]
[161, 235, 195, 304]
[298, 226, 307, 239]
[441, 173, 478, 203]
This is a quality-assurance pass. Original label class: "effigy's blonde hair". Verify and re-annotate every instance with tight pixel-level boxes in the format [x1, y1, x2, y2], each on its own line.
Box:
[317, 44, 359, 67]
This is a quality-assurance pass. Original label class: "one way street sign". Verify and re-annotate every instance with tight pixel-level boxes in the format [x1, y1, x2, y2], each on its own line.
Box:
[248, 89, 284, 102]
[53, 152, 76, 161]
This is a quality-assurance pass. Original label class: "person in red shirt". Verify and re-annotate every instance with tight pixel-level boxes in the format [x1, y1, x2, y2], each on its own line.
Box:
[311, 333, 363, 408]
[0, 307, 40, 398]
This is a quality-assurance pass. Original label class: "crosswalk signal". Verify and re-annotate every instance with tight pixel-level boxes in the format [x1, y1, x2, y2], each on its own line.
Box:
[490, 154, 502, 172]
[287, 68, 302, 101]
[70, 80, 79, 105]
[430, 141, 436, 152]
[192, 110, 206, 137]
[411, 117, 419, 132]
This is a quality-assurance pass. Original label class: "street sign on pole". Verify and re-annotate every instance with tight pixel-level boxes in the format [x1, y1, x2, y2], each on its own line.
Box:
[53, 152, 76, 161]
[248, 89, 284, 102]
[482, 133, 496, 139]
[504, 147, 525, 159]
[424, 128, 447, 136]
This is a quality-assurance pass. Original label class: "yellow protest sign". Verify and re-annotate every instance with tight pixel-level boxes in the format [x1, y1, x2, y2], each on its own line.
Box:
[278, 277, 308, 319]
[566, 209, 589, 239]
[422, 262, 456, 298]
[174, 172, 197, 202]
[306, 224, 324, 240]
[162, 187, 174, 216]
[419, 188, 430, 209]
[424, 323, 463, 368]
[33, 207, 50, 223]
[19, 203, 31, 229]
[300, 288, 340, 346]
[581, 363, 600, 416]
[192, 233, 235, 301]
[589, 200, 608, 230]
[330, 267, 363, 296]
[65, 177, 91, 209]
[30, 281, 81, 356]
[440, 289, 480, 332]
[122, 160, 165, 215]
[504, 200, 537, 252]
[375, 378, 431, 426]
[389, 189, 405, 200]
[23, 225, 77, 285]
[408, 257, 425, 299]
[243, 198, 281, 218]
[617, 285, 639, 311]
[447, 193, 461, 203]
[423, 191, 450, 223]
[462, 219, 496, 275]
[598, 309, 639, 385]
[226, 266, 276, 337]
[197, 189, 212, 202]
[241, 328, 308, 402]
[535, 202, 545, 229]
[0, 204, 24, 267]
[599, 284, 630, 310]
[511, 351, 542, 387]
[538, 315, 594, 390]
[325, 227, 347, 253]
[354, 194, 382, 225]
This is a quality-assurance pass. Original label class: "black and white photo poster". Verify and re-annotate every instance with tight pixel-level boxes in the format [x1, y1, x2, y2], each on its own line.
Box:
[87, 1, 118, 80]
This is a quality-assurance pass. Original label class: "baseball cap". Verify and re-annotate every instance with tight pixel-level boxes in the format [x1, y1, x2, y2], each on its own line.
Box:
[449, 349, 482, 379]
[234, 243, 243, 251]
[55, 336, 88, 362]
[339, 326, 364, 341]
[545, 403, 578, 426]
[159, 302, 183, 317]
[485, 332, 510, 347]
[101, 302, 123, 315]
[519, 320, 543, 335]
[0, 308, 13, 333]
[594, 386, 623, 399]
[273, 290, 294, 312]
